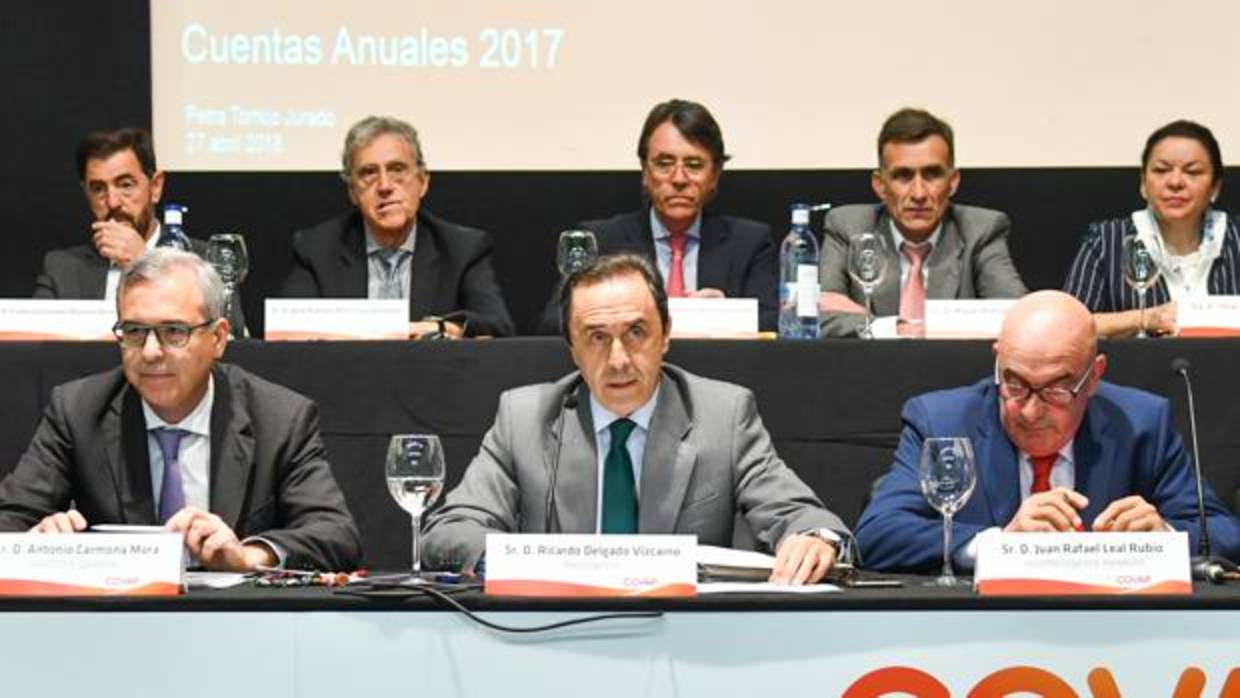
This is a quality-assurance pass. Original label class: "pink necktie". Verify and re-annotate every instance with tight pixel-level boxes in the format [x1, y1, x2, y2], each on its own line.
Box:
[899, 242, 931, 323]
[667, 234, 688, 297]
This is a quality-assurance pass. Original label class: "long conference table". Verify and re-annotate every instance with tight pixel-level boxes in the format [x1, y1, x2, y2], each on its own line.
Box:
[1, 338, 1239, 696]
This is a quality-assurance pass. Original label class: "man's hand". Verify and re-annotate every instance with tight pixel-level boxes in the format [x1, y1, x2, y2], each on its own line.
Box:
[1004, 487, 1089, 532]
[165, 506, 276, 571]
[30, 509, 88, 533]
[1144, 301, 1179, 337]
[769, 534, 837, 585]
[687, 288, 725, 299]
[408, 321, 465, 340]
[1093, 495, 1167, 532]
[91, 220, 146, 268]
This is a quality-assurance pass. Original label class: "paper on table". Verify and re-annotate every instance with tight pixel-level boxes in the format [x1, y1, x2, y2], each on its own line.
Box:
[696, 544, 775, 568]
[185, 572, 249, 589]
[699, 582, 840, 594]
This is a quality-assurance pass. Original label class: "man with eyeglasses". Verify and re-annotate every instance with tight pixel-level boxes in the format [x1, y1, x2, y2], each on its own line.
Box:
[32, 128, 247, 332]
[0, 249, 361, 572]
[855, 290, 1240, 572]
[535, 99, 777, 333]
[279, 115, 514, 338]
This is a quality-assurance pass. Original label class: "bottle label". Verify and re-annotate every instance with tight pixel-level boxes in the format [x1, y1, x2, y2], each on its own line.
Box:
[796, 264, 819, 318]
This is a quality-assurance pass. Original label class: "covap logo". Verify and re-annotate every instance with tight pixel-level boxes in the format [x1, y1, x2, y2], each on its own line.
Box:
[842, 665, 1240, 697]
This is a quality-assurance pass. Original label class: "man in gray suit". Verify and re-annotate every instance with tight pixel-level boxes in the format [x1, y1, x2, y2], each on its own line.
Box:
[425, 254, 847, 585]
[819, 108, 1027, 337]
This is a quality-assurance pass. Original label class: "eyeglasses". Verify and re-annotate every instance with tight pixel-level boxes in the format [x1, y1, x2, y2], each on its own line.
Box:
[995, 357, 1095, 407]
[352, 161, 419, 189]
[646, 156, 712, 180]
[112, 320, 216, 349]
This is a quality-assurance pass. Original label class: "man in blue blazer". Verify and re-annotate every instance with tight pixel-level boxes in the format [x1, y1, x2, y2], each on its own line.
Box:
[857, 290, 1240, 573]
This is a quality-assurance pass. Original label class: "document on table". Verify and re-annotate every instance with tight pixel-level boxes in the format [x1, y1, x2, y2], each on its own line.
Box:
[696, 545, 840, 593]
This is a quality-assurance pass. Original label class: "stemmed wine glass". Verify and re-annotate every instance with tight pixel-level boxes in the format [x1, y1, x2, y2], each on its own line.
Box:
[386, 434, 446, 582]
[556, 230, 599, 276]
[1121, 236, 1162, 338]
[919, 437, 977, 587]
[847, 233, 887, 339]
[205, 234, 249, 339]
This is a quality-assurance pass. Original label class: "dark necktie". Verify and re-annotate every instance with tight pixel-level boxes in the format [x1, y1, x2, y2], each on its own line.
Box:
[374, 248, 410, 299]
[601, 419, 638, 533]
[153, 428, 189, 522]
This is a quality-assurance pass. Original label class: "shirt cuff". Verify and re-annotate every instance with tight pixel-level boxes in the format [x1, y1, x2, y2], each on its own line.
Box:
[241, 536, 287, 569]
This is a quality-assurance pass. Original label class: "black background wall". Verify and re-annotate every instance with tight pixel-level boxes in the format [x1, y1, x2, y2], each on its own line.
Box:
[7, 3, 1237, 335]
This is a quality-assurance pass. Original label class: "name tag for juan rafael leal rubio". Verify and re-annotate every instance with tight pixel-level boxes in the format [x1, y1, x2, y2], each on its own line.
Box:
[484, 534, 697, 597]
[974, 531, 1190, 595]
[0, 533, 184, 596]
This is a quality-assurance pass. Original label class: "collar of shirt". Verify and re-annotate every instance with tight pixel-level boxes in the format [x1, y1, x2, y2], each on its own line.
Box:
[364, 223, 417, 256]
[142, 372, 215, 438]
[588, 379, 661, 532]
[887, 218, 943, 285]
[649, 208, 702, 243]
[1017, 439, 1076, 499]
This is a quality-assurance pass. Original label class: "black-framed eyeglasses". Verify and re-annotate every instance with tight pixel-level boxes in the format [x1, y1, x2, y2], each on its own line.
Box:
[112, 320, 216, 349]
[994, 357, 1095, 407]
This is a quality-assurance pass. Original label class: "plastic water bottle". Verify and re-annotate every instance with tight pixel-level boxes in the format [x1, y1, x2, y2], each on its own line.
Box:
[160, 204, 191, 250]
[778, 203, 821, 339]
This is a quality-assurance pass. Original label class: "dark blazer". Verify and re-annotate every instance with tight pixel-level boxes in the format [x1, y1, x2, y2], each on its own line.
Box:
[423, 365, 849, 570]
[279, 209, 514, 337]
[819, 203, 1028, 337]
[1064, 214, 1240, 311]
[33, 239, 248, 333]
[855, 379, 1240, 573]
[534, 208, 777, 333]
[0, 363, 362, 571]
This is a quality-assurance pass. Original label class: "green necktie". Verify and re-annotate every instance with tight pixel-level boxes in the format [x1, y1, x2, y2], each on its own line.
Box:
[601, 418, 638, 533]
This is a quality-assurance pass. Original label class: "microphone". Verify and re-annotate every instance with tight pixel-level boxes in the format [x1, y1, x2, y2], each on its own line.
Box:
[544, 389, 579, 534]
[1171, 358, 1236, 583]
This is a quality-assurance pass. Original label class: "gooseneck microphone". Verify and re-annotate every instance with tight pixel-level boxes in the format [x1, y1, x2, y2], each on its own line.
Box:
[544, 389, 579, 534]
[1171, 358, 1234, 583]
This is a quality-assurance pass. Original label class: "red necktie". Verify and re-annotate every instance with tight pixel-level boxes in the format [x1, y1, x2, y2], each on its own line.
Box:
[1030, 454, 1056, 494]
[667, 234, 688, 297]
[899, 242, 930, 322]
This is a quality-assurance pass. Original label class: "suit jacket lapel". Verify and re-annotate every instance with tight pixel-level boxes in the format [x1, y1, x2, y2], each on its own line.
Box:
[1073, 401, 1112, 526]
[335, 216, 369, 298]
[926, 210, 963, 298]
[639, 374, 696, 533]
[977, 384, 1022, 526]
[114, 388, 158, 523]
[696, 214, 728, 290]
[549, 382, 597, 533]
[409, 219, 441, 320]
[873, 210, 903, 313]
[208, 369, 255, 530]
[80, 249, 110, 299]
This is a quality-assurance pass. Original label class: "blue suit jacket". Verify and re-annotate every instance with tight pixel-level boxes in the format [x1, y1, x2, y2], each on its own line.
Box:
[856, 379, 1240, 573]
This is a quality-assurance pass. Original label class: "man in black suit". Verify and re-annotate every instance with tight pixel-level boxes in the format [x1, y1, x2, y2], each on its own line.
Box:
[0, 249, 361, 572]
[537, 99, 777, 333]
[33, 128, 246, 332]
[279, 116, 514, 338]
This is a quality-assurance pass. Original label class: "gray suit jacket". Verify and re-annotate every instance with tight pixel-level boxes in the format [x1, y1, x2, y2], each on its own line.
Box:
[0, 363, 362, 571]
[423, 365, 848, 570]
[818, 203, 1027, 337]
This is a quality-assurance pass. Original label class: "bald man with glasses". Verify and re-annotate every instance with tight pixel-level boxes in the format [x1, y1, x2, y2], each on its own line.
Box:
[0, 249, 361, 572]
[856, 290, 1240, 573]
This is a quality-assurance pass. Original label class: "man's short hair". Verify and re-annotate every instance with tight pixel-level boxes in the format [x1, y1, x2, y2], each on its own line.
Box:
[558, 254, 670, 344]
[118, 248, 226, 322]
[876, 108, 955, 169]
[1142, 119, 1224, 184]
[637, 99, 731, 168]
[341, 115, 426, 182]
[76, 128, 157, 180]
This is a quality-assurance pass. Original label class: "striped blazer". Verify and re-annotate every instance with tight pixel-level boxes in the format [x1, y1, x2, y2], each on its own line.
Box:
[1063, 214, 1240, 311]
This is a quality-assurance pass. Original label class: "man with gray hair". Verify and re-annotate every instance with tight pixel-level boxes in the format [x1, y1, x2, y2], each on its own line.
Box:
[0, 249, 361, 571]
[280, 115, 513, 338]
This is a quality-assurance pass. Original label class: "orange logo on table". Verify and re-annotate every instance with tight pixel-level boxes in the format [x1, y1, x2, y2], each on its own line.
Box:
[842, 665, 1240, 697]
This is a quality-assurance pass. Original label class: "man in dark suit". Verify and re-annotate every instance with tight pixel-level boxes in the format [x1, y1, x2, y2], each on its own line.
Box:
[426, 255, 847, 585]
[0, 249, 361, 572]
[33, 128, 246, 332]
[279, 115, 513, 338]
[856, 291, 1240, 573]
[536, 100, 776, 333]
[819, 108, 1026, 337]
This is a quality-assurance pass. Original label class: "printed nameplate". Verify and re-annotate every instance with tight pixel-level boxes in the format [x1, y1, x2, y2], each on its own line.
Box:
[0, 533, 183, 596]
[484, 534, 697, 597]
[668, 297, 759, 338]
[1178, 296, 1240, 337]
[0, 300, 114, 341]
[924, 300, 1017, 339]
[974, 531, 1190, 595]
[265, 299, 407, 340]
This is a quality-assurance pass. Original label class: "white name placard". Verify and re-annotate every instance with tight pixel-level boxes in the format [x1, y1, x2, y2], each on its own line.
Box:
[668, 297, 760, 338]
[264, 299, 407, 340]
[924, 299, 1017, 339]
[0, 300, 114, 341]
[0, 533, 183, 596]
[974, 531, 1190, 595]
[1177, 296, 1240, 337]
[484, 534, 697, 597]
